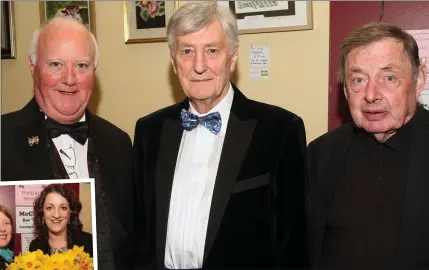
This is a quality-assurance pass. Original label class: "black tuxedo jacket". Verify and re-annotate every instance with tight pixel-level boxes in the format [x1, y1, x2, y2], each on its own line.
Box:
[133, 84, 309, 269]
[307, 106, 429, 269]
[1, 98, 136, 269]
[29, 231, 93, 257]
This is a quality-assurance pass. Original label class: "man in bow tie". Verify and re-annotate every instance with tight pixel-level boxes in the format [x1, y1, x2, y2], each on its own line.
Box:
[133, 2, 309, 269]
[1, 17, 136, 269]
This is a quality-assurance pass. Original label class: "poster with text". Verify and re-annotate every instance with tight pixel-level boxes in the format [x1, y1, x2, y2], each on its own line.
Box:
[15, 206, 35, 234]
[21, 233, 37, 253]
[15, 184, 47, 206]
[407, 29, 429, 110]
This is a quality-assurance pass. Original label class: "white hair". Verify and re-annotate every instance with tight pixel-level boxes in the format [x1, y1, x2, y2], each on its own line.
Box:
[166, 2, 239, 56]
[29, 17, 99, 67]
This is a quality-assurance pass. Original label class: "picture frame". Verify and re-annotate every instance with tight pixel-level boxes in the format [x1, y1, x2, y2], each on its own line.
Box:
[1, 1, 16, 59]
[218, 1, 313, 34]
[123, 1, 177, 44]
[39, 1, 96, 36]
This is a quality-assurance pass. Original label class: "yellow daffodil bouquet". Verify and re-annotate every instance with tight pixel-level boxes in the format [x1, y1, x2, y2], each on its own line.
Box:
[7, 246, 93, 270]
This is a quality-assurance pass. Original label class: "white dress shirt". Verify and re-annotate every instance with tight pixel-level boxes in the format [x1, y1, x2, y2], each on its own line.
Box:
[48, 115, 89, 179]
[164, 84, 234, 269]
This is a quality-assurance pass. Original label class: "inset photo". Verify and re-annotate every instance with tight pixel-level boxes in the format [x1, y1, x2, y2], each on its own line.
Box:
[0, 179, 97, 270]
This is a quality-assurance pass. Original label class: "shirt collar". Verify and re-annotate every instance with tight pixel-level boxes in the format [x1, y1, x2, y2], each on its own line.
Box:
[188, 83, 234, 133]
[43, 113, 86, 122]
[384, 113, 415, 152]
[352, 112, 416, 153]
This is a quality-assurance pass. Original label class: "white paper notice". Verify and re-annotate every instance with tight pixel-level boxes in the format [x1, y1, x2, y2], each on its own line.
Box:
[407, 29, 429, 110]
[15, 206, 35, 234]
[21, 234, 37, 253]
[250, 45, 270, 80]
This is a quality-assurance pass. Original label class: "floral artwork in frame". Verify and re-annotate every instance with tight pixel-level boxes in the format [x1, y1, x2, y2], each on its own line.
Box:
[124, 1, 177, 44]
[39, 1, 96, 36]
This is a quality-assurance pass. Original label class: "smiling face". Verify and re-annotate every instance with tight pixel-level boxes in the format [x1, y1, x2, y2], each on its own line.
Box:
[0, 212, 12, 248]
[30, 20, 96, 124]
[171, 19, 237, 113]
[344, 38, 427, 142]
[43, 192, 71, 236]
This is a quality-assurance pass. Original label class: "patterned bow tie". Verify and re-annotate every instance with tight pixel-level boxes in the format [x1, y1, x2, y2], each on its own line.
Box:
[45, 117, 89, 145]
[180, 108, 222, 135]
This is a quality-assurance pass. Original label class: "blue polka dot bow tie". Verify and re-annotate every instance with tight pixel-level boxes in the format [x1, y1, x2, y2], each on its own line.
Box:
[180, 108, 222, 135]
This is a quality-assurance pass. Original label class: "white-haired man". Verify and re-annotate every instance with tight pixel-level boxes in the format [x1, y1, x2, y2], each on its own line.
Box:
[133, 2, 308, 269]
[1, 17, 136, 269]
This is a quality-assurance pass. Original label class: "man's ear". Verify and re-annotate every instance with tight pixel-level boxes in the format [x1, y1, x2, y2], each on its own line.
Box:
[28, 56, 35, 76]
[170, 55, 177, 75]
[230, 49, 238, 73]
[415, 63, 428, 98]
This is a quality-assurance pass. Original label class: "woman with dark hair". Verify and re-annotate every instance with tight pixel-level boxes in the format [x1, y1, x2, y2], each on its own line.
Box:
[29, 184, 93, 256]
[0, 204, 14, 270]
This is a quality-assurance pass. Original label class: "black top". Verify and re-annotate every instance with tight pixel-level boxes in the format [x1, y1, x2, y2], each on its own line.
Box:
[0, 257, 6, 270]
[0, 256, 9, 270]
[0, 248, 14, 270]
[321, 119, 414, 269]
[29, 231, 93, 257]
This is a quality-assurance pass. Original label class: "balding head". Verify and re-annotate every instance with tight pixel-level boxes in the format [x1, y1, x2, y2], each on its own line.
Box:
[29, 16, 97, 124]
[29, 17, 98, 67]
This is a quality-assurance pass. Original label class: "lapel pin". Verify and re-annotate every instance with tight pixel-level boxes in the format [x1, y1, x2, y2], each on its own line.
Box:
[28, 136, 39, 146]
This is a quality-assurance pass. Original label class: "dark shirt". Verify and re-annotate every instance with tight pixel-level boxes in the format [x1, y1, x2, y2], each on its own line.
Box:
[321, 119, 413, 269]
[0, 256, 7, 270]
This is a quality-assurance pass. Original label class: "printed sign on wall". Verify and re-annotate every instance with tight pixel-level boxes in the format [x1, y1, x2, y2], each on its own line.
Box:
[15, 206, 35, 234]
[407, 29, 429, 110]
[21, 233, 37, 253]
[15, 184, 46, 206]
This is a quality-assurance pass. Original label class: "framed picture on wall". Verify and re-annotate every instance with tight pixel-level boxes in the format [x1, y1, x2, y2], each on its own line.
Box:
[218, 1, 313, 34]
[1, 1, 16, 59]
[39, 1, 96, 36]
[123, 1, 177, 44]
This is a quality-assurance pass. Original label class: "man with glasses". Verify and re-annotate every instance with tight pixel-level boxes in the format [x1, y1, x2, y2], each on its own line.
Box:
[1, 17, 136, 269]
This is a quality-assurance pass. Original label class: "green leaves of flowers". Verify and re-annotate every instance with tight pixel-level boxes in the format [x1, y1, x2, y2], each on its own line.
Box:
[159, 6, 165, 16]
[140, 9, 149, 21]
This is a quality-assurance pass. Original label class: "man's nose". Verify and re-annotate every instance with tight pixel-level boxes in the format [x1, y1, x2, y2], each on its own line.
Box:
[62, 66, 77, 86]
[193, 51, 208, 74]
[364, 80, 382, 103]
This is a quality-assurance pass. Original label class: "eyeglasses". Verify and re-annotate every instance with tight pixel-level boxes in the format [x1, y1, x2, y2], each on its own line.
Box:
[59, 145, 78, 179]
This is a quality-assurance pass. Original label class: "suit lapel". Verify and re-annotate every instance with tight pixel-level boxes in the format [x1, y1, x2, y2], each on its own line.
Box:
[155, 103, 187, 267]
[87, 112, 106, 182]
[203, 88, 257, 263]
[12, 99, 55, 180]
[399, 107, 429, 264]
